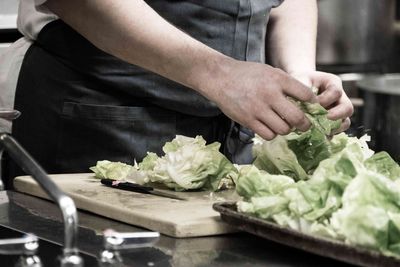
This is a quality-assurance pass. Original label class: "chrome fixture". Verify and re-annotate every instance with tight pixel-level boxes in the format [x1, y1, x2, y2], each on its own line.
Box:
[99, 229, 160, 266]
[0, 109, 20, 190]
[0, 234, 41, 267]
[0, 109, 83, 267]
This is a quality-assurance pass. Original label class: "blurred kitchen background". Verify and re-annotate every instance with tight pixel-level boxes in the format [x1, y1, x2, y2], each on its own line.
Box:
[1, 0, 400, 160]
[0, 0, 19, 55]
[316, 0, 400, 161]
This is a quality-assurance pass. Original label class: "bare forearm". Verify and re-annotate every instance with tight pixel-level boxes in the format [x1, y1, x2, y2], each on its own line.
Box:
[44, 0, 318, 140]
[45, 0, 230, 99]
[267, 0, 317, 74]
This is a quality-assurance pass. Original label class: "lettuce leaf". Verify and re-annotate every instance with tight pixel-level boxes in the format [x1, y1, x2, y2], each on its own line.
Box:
[90, 160, 133, 180]
[253, 135, 308, 180]
[330, 170, 400, 256]
[127, 135, 238, 191]
[253, 102, 341, 179]
[238, 131, 400, 258]
[365, 151, 400, 181]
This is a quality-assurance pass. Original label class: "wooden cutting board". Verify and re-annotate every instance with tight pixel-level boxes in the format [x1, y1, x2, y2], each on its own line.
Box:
[13, 173, 239, 238]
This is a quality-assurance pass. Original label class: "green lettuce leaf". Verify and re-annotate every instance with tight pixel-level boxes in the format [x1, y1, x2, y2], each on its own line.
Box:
[236, 165, 295, 200]
[330, 169, 400, 256]
[252, 135, 308, 180]
[252, 102, 341, 179]
[128, 135, 238, 191]
[365, 151, 400, 181]
[236, 165, 294, 220]
[238, 132, 400, 257]
[90, 160, 133, 180]
[299, 102, 341, 136]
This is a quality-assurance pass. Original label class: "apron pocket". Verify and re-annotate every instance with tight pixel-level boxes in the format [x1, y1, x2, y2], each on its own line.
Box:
[56, 102, 176, 172]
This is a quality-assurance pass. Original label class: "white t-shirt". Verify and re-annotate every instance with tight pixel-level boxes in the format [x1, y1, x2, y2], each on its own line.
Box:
[0, 0, 56, 132]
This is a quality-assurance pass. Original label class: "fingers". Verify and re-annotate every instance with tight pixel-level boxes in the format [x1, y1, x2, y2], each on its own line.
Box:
[280, 73, 317, 104]
[302, 71, 343, 108]
[256, 111, 292, 136]
[272, 97, 311, 132]
[327, 94, 354, 120]
[301, 71, 354, 121]
[309, 72, 342, 93]
[317, 84, 343, 108]
[252, 120, 276, 140]
[331, 118, 351, 135]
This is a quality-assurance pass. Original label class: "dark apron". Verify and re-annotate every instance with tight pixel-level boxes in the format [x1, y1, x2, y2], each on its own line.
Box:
[8, 0, 283, 184]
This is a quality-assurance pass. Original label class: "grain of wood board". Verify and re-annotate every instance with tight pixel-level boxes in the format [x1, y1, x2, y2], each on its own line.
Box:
[13, 173, 239, 237]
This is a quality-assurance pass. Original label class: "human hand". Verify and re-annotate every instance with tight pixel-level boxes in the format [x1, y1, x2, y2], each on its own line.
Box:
[290, 71, 354, 134]
[204, 59, 317, 140]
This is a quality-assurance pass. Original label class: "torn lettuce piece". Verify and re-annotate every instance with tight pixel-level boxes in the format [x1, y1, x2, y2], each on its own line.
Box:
[128, 135, 238, 191]
[299, 102, 341, 136]
[238, 195, 289, 220]
[252, 102, 342, 180]
[365, 151, 400, 181]
[330, 170, 400, 256]
[252, 135, 308, 180]
[138, 152, 158, 171]
[285, 128, 331, 174]
[294, 141, 371, 222]
[235, 165, 295, 200]
[90, 160, 133, 180]
[236, 165, 293, 220]
[330, 133, 374, 159]
[238, 108, 400, 258]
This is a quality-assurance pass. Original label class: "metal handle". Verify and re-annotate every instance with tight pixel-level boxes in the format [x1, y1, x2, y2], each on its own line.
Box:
[0, 234, 39, 256]
[103, 229, 160, 250]
[0, 109, 21, 121]
[0, 149, 5, 191]
[0, 133, 83, 267]
[17, 255, 42, 267]
[0, 109, 20, 190]
[100, 229, 159, 266]
[0, 234, 42, 267]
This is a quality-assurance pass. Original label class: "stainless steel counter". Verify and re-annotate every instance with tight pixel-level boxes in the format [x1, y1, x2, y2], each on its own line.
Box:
[0, 191, 356, 267]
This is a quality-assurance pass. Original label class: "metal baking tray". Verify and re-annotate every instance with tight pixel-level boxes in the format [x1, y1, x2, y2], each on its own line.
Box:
[213, 202, 400, 267]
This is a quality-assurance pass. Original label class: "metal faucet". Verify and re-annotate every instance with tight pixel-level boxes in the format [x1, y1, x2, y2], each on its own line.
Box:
[99, 229, 160, 266]
[0, 110, 83, 266]
[0, 234, 41, 267]
[0, 109, 21, 191]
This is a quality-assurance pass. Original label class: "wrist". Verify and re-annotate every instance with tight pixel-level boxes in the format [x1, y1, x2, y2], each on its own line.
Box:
[288, 69, 317, 88]
[189, 53, 235, 102]
[286, 65, 316, 76]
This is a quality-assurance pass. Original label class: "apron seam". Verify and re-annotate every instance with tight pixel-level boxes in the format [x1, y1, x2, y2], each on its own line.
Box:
[244, 0, 253, 61]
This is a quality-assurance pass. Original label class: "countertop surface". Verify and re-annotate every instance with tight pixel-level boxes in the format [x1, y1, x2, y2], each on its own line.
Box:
[0, 190, 357, 267]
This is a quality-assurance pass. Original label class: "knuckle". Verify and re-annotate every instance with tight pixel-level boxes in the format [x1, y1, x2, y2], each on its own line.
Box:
[333, 74, 342, 84]
[291, 112, 306, 125]
[331, 87, 343, 99]
[274, 69, 290, 85]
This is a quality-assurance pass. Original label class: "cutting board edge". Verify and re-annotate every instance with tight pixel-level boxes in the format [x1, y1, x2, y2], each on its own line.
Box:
[13, 175, 237, 237]
[13, 177, 185, 236]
